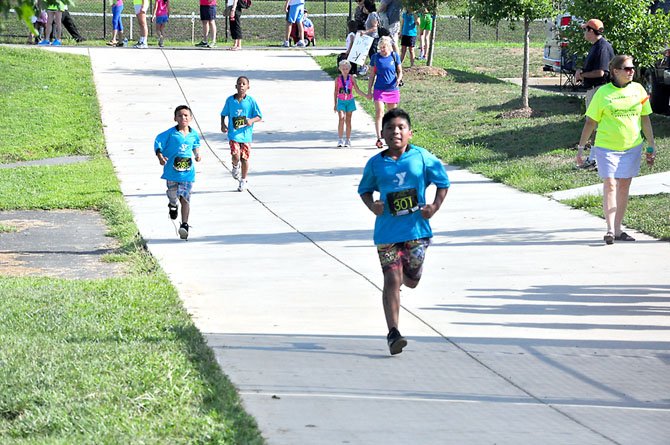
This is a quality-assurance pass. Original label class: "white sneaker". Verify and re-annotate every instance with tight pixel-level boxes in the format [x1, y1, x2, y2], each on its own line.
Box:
[133, 42, 148, 49]
[337, 138, 344, 147]
[237, 179, 247, 192]
[282, 40, 290, 47]
[344, 139, 351, 147]
[296, 40, 306, 47]
[231, 163, 241, 180]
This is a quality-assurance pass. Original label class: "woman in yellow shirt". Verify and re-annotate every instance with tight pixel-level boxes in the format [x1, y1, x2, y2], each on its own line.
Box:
[576, 55, 658, 244]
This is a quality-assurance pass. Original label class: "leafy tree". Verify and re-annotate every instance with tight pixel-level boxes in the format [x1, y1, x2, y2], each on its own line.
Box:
[0, 0, 36, 32]
[563, 0, 670, 71]
[470, 0, 555, 109]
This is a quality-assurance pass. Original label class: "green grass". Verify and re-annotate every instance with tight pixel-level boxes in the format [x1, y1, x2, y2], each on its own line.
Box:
[0, 46, 264, 444]
[0, 47, 104, 163]
[313, 42, 670, 240]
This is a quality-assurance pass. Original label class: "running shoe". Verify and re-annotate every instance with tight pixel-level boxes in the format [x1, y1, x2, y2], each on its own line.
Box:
[51, 39, 61, 46]
[207, 41, 216, 48]
[133, 42, 148, 49]
[296, 40, 306, 47]
[195, 40, 208, 47]
[38, 39, 50, 45]
[282, 40, 290, 47]
[158, 37, 164, 47]
[344, 139, 351, 147]
[578, 159, 597, 171]
[178, 222, 189, 240]
[387, 328, 407, 355]
[168, 204, 178, 220]
[231, 163, 241, 180]
[237, 179, 247, 192]
[337, 138, 344, 147]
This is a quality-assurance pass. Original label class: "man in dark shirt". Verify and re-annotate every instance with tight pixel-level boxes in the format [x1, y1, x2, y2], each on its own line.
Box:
[575, 18, 615, 169]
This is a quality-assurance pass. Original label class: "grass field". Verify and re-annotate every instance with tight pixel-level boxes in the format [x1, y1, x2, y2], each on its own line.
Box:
[313, 41, 670, 240]
[0, 46, 264, 444]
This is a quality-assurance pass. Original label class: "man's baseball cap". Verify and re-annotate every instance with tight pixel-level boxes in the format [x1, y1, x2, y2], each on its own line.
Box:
[581, 18, 604, 32]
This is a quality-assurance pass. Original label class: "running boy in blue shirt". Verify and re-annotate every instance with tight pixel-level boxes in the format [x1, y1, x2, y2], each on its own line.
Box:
[220, 76, 263, 191]
[358, 109, 450, 355]
[154, 105, 202, 240]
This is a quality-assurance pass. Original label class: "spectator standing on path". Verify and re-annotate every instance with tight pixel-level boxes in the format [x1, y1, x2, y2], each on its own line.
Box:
[196, 0, 217, 48]
[154, 105, 202, 240]
[220, 76, 263, 192]
[575, 18, 615, 170]
[133, 0, 149, 48]
[358, 108, 450, 355]
[367, 36, 402, 149]
[576, 55, 658, 245]
[107, 0, 124, 46]
[399, 8, 419, 67]
[378, 0, 401, 48]
[226, 0, 242, 50]
[282, 0, 306, 47]
[152, 0, 169, 47]
[38, 0, 65, 46]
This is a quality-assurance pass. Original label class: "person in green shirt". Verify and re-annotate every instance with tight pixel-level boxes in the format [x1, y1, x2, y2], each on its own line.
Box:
[577, 55, 658, 244]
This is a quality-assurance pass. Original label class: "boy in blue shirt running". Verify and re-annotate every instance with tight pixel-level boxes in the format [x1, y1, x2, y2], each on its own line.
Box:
[358, 109, 450, 355]
[154, 105, 202, 240]
[220, 76, 263, 191]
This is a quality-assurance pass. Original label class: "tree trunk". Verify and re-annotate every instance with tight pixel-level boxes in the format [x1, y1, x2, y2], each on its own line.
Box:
[427, 9, 437, 67]
[521, 16, 530, 109]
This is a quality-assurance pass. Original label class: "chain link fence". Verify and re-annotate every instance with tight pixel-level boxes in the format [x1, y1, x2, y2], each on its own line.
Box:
[1, 0, 547, 44]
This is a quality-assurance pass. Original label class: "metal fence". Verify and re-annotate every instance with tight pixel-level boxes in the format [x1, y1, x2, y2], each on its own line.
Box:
[1, 0, 548, 44]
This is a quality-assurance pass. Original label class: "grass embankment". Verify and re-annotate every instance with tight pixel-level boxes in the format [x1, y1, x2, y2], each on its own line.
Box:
[314, 41, 670, 240]
[0, 46, 263, 444]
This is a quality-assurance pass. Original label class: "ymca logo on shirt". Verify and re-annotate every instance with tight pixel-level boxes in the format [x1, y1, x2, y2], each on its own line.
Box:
[395, 172, 407, 186]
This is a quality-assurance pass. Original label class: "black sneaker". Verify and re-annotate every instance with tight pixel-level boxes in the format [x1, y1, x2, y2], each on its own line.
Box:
[195, 40, 208, 47]
[168, 204, 178, 220]
[578, 159, 597, 171]
[178, 223, 189, 240]
[387, 327, 407, 355]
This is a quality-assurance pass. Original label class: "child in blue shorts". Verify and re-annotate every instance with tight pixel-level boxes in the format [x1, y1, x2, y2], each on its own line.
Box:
[333, 59, 365, 148]
[152, 0, 169, 47]
[154, 105, 202, 240]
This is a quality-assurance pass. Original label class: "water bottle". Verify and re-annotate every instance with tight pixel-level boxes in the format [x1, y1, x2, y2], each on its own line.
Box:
[123, 38, 128, 47]
[645, 146, 655, 167]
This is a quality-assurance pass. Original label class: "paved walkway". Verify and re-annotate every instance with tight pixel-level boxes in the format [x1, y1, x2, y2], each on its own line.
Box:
[86, 46, 670, 445]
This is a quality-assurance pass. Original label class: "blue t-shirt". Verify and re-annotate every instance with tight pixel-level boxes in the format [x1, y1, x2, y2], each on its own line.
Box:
[154, 126, 201, 182]
[220, 94, 263, 143]
[370, 52, 401, 91]
[401, 12, 417, 37]
[358, 145, 450, 245]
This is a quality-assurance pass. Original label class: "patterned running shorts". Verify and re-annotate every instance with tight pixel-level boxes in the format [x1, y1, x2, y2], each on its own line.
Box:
[377, 237, 431, 281]
[166, 180, 192, 205]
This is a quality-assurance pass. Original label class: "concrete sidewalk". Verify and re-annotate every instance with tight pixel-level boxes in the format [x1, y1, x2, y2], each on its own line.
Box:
[88, 47, 670, 445]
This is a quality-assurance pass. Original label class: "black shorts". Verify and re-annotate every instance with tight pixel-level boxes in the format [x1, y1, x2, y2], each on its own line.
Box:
[200, 5, 216, 21]
[401, 35, 416, 47]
